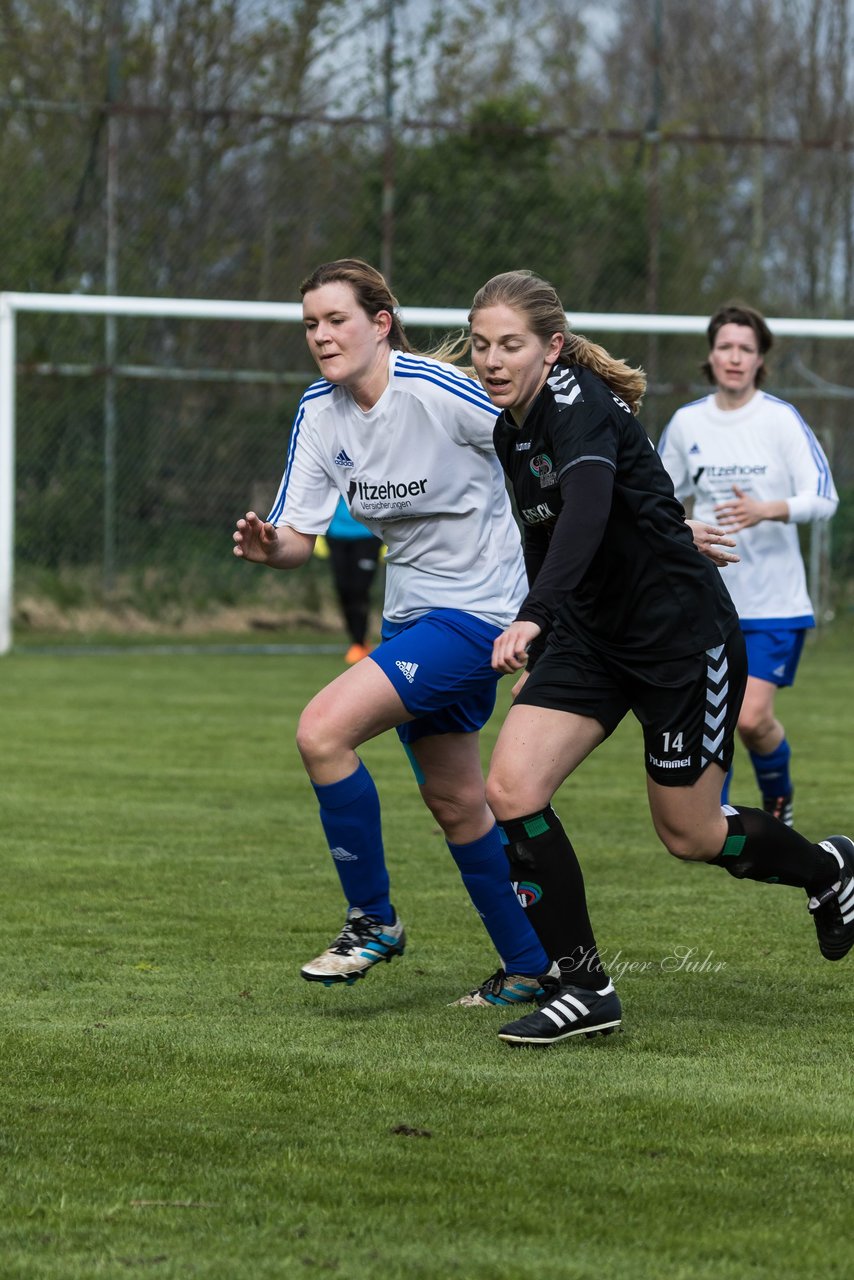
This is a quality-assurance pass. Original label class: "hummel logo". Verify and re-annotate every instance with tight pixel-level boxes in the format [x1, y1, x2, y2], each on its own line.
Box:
[689, 443, 701, 454]
[334, 449, 354, 468]
[396, 660, 419, 684]
[548, 365, 582, 407]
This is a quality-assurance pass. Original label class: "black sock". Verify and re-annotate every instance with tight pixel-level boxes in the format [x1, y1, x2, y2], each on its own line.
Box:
[710, 807, 839, 891]
[498, 807, 606, 989]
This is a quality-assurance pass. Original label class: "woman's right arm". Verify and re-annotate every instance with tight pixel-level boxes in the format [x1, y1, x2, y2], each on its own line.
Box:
[232, 511, 316, 569]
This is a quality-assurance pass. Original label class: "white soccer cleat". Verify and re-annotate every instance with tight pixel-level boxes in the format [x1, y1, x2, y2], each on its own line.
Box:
[300, 907, 406, 986]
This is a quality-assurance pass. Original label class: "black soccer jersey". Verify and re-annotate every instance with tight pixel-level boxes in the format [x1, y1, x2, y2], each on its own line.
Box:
[493, 362, 739, 660]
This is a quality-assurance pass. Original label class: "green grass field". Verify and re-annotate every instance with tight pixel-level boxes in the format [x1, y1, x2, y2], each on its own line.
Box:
[2, 626, 853, 1279]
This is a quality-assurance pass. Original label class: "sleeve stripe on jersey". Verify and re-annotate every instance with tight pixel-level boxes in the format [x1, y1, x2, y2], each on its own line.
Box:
[266, 404, 304, 523]
[266, 381, 335, 524]
[395, 352, 489, 394]
[395, 352, 494, 400]
[395, 367, 497, 413]
[766, 394, 835, 498]
[394, 355, 497, 414]
[558, 454, 616, 479]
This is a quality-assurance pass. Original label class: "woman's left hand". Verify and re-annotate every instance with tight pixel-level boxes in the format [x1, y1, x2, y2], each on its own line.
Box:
[685, 519, 740, 567]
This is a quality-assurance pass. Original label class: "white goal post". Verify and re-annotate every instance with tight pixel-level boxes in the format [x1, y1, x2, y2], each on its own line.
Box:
[2, 290, 853, 655]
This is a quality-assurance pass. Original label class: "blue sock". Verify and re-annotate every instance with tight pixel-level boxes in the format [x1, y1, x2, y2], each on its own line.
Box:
[720, 767, 733, 805]
[749, 738, 792, 801]
[446, 826, 550, 976]
[311, 761, 394, 923]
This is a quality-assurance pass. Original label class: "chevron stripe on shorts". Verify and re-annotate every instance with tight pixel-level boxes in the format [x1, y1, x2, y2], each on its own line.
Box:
[700, 643, 729, 770]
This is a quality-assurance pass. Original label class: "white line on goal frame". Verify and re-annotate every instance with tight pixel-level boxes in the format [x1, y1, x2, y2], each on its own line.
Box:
[3, 290, 854, 655]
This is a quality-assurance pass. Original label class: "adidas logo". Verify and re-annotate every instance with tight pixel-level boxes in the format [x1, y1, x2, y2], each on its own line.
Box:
[773, 663, 786, 678]
[331, 846, 358, 862]
[334, 449, 354, 468]
[395, 660, 419, 684]
[689, 443, 701, 454]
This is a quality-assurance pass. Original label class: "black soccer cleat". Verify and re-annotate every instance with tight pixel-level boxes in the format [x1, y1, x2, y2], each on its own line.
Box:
[809, 836, 854, 961]
[498, 976, 622, 1046]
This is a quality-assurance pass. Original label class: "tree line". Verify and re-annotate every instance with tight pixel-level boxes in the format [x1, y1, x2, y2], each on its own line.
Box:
[2, 0, 852, 315]
[3, 0, 853, 618]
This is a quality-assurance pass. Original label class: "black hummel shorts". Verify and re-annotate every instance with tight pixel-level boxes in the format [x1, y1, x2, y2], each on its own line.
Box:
[515, 624, 747, 787]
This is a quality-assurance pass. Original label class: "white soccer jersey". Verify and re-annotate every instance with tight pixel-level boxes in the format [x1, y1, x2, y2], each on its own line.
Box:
[659, 390, 838, 626]
[267, 350, 527, 626]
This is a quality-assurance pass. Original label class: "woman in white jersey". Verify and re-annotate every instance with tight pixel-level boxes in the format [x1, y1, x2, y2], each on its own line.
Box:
[659, 303, 838, 826]
[233, 259, 556, 1005]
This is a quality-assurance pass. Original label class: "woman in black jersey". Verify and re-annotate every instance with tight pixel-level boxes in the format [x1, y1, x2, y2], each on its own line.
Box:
[468, 270, 854, 1047]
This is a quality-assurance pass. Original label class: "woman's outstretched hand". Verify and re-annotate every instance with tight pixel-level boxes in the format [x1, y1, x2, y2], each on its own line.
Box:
[233, 511, 281, 563]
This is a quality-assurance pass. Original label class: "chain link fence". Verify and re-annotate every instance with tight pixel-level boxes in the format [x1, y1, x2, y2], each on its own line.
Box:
[8, 303, 853, 643]
[3, 0, 853, 639]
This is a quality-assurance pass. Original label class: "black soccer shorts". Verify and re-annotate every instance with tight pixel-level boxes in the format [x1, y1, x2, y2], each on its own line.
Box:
[515, 624, 747, 787]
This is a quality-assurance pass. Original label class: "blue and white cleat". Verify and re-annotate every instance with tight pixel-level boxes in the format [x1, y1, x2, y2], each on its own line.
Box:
[451, 962, 561, 1007]
[300, 907, 406, 986]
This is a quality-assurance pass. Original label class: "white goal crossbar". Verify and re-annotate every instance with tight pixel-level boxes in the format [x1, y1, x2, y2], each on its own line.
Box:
[4, 290, 854, 654]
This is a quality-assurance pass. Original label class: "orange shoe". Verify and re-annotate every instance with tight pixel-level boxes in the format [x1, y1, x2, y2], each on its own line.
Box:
[344, 643, 370, 665]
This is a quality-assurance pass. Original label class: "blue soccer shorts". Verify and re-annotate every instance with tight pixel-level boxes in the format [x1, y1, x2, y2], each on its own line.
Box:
[369, 608, 503, 746]
[743, 627, 807, 688]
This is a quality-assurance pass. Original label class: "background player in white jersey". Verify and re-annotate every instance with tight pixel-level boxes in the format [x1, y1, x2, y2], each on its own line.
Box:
[233, 259, 555, 1005]
[659, 303, 838, 826]
[466, 270, 853, 1048]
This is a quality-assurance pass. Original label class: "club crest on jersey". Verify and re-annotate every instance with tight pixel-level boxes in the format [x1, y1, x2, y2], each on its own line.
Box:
[529, 454, 558, 488]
